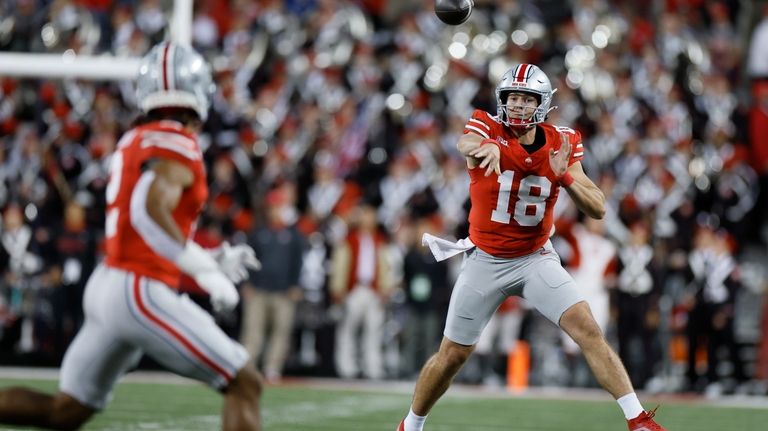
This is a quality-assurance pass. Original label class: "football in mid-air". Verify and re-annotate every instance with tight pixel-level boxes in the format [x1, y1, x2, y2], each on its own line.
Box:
[435, 0, 474, 25]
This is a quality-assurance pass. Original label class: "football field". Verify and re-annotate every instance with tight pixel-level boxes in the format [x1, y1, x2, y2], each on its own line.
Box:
[0, 370, 767, 430]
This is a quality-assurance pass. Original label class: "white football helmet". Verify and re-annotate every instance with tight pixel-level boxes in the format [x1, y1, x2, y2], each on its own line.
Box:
[496, 63, 557, 127]
[136, 42, 214, 121]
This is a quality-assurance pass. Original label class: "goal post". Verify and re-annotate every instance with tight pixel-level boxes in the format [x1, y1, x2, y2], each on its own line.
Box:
[0, 53, 140, 81]
[0, 0, 192, 81]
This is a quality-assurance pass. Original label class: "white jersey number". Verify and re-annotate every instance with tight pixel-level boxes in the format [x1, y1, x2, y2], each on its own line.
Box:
[490, 170, 551, 226]
[105, 151, 123, 205]
[104, 150, 124, 239]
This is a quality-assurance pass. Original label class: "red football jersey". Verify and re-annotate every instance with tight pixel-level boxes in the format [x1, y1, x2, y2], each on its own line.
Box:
[463, 110, 584, 258]
[104, 120, 208, 287]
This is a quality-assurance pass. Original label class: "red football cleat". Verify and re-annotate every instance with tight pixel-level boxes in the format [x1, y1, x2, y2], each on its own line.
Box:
[396, 419, 405, 431]
[627, 406, 667, 431]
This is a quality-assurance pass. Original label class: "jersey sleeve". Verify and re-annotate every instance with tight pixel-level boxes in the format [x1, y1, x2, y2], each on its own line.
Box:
[553, 126, 583, 166]
[463, 109, 494, 140]
[138, 129, 202, 169]
[569, 129, 584, 165]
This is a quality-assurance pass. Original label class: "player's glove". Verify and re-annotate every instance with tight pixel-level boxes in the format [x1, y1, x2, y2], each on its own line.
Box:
[210, 241, 261, 283]
[175, 241, 240, 313]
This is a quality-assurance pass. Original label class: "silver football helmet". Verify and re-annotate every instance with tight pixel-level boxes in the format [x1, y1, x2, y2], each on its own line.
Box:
[136, 42, 214, 121]
[496, 63, 557, 127]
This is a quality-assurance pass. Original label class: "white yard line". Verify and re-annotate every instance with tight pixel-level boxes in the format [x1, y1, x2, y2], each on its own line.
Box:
[263, 393, 404, 427]
[2, 367, 768, 410]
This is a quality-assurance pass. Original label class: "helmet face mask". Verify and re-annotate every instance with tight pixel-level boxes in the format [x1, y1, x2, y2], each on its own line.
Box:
[496, 64, 557, 128]
[136, 42, 215, 121]
[503, 92, 540, 125]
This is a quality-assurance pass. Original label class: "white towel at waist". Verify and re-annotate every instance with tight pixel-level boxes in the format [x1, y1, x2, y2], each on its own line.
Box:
[421, 233, 475, 262]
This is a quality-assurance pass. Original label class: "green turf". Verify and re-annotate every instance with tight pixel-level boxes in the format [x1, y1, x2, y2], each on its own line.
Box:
[0, 378, 766, 430]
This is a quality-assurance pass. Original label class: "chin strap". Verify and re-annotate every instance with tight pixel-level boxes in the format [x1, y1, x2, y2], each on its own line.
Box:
[507, 124, 536, 139]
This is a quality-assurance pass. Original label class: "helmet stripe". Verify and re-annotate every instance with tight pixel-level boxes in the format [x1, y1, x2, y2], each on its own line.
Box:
[161, 42, 171, 91]
[515, 64, 530, 82]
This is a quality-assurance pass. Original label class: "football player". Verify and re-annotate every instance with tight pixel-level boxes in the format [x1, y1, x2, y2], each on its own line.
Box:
[0, 42, 263, 430]
[398, 64, 666, 431]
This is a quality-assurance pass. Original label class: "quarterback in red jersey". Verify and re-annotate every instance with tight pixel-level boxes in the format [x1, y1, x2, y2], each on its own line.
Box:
[0, 42, 263, 430]
[398, 64, 666, 431]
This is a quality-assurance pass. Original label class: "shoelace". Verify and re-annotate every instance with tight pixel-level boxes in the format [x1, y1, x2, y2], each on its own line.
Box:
[644, 405, 659, 419]
[640, 406, 663, 430]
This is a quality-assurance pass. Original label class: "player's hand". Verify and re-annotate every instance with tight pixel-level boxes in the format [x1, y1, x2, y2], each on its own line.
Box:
[468, 140, 501, 177]
[212, 242, 261, 283]
[195, 271, 240, 313]
[174, 241, 243, 313]
[549, 132, 572, 177]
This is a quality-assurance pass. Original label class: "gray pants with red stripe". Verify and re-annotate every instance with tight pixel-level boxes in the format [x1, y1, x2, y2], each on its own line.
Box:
[444, 241, 584, 346]
[59, 264, 249, 410]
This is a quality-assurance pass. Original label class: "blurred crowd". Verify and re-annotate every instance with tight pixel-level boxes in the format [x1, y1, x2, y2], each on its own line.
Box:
[0, 0, 767, 396]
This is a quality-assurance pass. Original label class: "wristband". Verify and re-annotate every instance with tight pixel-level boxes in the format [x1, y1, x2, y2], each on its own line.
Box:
[558, 172, 574, 187]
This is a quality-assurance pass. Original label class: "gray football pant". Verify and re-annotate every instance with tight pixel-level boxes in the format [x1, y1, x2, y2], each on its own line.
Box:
[444, 241, 584, 346]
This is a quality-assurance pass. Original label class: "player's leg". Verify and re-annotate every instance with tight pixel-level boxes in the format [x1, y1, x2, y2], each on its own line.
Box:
[402, 249, 509, 431]
[54, 322, 142, 430]
[58, 265, 146, 429]
[561, 306, 666, 431]
[0, 389, 94, 430]
[0, 264, 141, 430]
[559, 301, 634, 397]
[125, 275, 261, 430]
[567, 292, 611, 386]
[222, 364, 264, 431]
[522, 246, 633, 397]
[410, 336, 475, 415]
[524, 248, 666, 430]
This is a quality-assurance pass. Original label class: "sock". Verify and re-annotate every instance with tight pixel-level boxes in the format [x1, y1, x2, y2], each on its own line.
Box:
[404, 407, 428, 431]
[617, 393, 645, 420]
